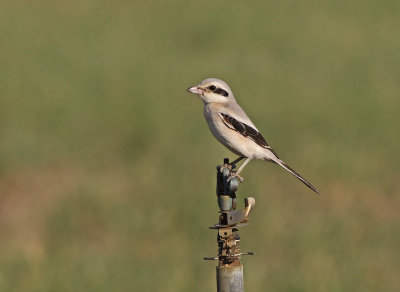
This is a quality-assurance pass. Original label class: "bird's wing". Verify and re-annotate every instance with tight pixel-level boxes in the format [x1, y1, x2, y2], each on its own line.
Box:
[218, 112, 319, 193]
[218, 112, 280, 159]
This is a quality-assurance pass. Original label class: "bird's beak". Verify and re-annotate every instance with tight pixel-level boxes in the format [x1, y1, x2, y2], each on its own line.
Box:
[187, 86, 204, 95]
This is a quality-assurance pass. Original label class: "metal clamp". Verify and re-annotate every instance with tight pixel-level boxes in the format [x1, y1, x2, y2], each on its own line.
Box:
[204, 158, 255, 265]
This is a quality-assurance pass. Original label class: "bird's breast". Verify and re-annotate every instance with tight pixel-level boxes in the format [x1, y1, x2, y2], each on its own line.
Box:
[203, 105, 258, 157]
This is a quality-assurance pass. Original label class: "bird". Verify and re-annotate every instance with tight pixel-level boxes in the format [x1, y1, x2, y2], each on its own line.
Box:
[186, 78, 319, 194]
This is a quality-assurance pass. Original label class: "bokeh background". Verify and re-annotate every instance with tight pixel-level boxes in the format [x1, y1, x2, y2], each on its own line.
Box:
[1, 0, 399, 291]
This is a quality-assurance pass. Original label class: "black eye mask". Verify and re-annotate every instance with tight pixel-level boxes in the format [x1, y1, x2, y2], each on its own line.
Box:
[213, 87, 229, 97]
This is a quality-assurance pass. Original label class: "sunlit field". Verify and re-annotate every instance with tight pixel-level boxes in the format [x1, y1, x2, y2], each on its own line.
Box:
[1, 1, 399, 291]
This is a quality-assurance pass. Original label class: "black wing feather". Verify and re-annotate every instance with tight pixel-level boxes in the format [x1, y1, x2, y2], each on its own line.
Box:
[219, 113, 280, 158]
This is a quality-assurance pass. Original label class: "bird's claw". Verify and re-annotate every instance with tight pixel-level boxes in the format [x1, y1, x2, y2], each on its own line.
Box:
[227, 172, 244, 182]
[228, 163, 237, 170]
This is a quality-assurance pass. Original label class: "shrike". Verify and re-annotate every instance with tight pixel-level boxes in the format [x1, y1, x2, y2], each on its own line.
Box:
[187, 78, 319, 194]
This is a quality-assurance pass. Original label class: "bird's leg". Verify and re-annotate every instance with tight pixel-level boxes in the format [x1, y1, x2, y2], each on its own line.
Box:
[235, 157, 252, 176]
[229, 156, 245, 167]
[228, 156, 252, 182]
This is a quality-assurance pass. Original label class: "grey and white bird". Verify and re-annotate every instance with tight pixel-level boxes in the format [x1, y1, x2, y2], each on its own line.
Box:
[187, 78, 319, 194]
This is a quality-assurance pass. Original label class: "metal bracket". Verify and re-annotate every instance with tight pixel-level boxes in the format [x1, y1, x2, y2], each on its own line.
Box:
[204, 158, 256, 265]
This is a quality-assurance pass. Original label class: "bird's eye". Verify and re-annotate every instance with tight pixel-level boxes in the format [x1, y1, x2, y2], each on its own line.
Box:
[209, 85, 216, 91]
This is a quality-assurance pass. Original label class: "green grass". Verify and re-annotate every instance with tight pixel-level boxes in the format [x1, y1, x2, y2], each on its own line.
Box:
[0, 0, 399, 291]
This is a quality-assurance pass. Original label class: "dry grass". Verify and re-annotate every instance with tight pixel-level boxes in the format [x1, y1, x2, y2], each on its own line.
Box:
[1, 0, 400, 291]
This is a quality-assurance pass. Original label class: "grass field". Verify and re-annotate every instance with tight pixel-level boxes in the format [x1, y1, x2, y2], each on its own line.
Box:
[1, 0, 399, 291]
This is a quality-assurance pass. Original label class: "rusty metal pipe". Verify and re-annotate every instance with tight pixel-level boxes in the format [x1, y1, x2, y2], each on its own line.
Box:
[216, 264, 244, 292]
[205, 159, 254, 292]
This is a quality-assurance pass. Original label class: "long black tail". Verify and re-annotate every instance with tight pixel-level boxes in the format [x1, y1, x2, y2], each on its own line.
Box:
[276, 160, 320, 194]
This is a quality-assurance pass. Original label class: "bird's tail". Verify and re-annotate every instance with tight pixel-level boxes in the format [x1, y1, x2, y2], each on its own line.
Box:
[275, 160, 320, 194]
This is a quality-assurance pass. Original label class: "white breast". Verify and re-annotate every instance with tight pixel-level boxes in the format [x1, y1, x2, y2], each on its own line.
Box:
[203, 104, 266, 158]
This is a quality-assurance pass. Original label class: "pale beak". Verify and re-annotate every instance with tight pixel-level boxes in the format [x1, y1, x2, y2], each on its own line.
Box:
[186, 86, 204, 95]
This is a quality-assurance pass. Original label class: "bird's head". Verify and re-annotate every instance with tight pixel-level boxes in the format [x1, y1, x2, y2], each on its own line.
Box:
[187, 78, 233, 104]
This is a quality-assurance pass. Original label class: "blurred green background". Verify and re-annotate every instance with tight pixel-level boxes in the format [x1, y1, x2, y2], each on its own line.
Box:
[1, 0, 399, 291]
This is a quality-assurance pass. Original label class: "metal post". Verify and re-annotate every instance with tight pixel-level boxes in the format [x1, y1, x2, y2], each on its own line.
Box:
[204, 158, 256, 292]
[217, 264, 244, 292]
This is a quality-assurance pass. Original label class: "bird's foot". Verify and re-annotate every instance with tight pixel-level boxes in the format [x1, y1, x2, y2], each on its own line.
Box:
[227, 172, 244, 182]
[228, 163, 236, 170]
